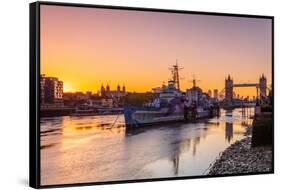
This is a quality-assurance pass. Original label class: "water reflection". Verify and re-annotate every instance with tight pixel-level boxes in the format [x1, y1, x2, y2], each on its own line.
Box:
[40, 108, 253, 185]
[224, 109, 234, 143]
[172, 151, 180, 175]
[225, 122, 233, 143]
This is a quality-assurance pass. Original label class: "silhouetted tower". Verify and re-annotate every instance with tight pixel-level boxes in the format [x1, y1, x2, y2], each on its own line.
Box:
[101, 84, 105, 96]
[213, 89, 219, 100]
[259, 74, 267, 98]
[106, 84, 110, 92]
[225, 74, 233, 102]
[169, 60, 183, 91]
[117, 84, 121, 92]
[122, 84, 126, 92]
[208, 89, 212, 98]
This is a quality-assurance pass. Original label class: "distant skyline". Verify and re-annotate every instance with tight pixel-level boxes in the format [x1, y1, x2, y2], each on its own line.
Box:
[40, 5, 272, 97]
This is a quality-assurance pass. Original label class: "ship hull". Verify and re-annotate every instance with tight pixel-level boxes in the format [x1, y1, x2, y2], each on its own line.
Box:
[124, 106, 211, 127]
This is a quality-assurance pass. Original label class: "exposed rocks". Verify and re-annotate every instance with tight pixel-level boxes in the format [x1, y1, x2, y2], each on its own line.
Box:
[208, 137, 272, 175]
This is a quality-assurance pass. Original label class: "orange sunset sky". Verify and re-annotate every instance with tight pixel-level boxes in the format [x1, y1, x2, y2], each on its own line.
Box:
[40, 5, 272, 97]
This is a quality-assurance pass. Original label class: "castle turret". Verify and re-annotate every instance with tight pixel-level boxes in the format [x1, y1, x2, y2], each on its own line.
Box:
[117, 84, 121, 92]
[101, 84, 105, 96]
[106, 84, 110, 92]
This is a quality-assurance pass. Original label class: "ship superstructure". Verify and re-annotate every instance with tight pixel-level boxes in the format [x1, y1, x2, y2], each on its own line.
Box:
[124, 62, 219, 127]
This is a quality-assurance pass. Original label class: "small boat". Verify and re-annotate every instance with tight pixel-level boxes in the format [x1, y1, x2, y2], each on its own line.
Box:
[97, 108, 124, 115]
[70, 106, 98, 116]
[71, 105, 124, 117]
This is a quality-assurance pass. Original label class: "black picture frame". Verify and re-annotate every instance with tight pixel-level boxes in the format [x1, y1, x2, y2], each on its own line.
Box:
[29, 1, 274, 189]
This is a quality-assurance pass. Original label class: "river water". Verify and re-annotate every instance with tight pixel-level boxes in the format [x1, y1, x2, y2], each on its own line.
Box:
[40, 108, 253, 185]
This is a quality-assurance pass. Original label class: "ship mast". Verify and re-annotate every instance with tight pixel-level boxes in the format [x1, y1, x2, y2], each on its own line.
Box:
[189, 74, 200, 88]
[169, 60, 183, 91]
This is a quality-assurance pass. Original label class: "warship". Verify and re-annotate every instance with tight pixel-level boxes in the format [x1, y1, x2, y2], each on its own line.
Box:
[124, 63, 219, 127]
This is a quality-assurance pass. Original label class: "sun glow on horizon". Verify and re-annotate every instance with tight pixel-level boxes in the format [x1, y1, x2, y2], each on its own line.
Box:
[40, 5, 272, 97]
[63, 82, 75, 93]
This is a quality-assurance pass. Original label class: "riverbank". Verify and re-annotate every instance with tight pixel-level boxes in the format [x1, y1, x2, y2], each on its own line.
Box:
[208, 136, 272, 175]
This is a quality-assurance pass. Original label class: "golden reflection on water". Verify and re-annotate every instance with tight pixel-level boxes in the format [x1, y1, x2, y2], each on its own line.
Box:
[41, 108, 253, 185]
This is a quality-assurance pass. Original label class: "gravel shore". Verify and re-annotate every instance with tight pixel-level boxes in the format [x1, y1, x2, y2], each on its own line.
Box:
[208, 137, 272, 175]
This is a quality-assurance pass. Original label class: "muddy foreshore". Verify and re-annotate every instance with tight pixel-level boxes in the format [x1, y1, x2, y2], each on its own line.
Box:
[208, 136, 272, 175]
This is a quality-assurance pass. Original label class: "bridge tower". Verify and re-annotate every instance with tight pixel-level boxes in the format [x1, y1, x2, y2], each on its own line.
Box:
[259, 74, 267, 98]
[225, 74, 233, 102]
